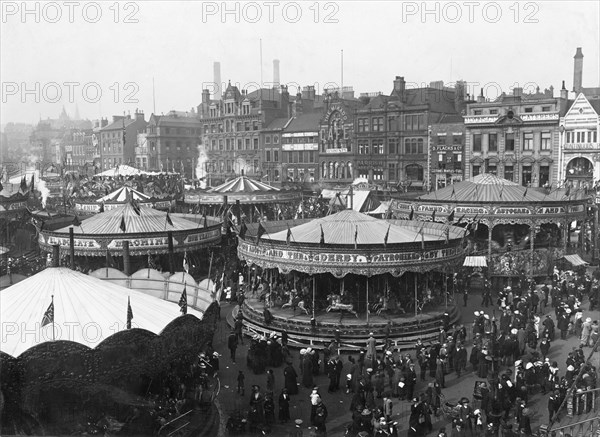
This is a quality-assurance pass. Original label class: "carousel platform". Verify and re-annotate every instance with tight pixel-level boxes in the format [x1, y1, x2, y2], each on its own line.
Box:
[228, 297, 460, 352]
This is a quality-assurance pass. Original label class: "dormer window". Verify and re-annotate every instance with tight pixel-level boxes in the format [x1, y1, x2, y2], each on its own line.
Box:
[242, 103, 250, 115]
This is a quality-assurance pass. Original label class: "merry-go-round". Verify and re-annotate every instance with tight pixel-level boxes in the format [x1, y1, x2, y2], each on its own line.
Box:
[233, 209, 468, 350]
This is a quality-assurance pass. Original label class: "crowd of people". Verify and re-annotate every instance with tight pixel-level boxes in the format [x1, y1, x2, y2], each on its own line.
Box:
[216, 263, 599, 437]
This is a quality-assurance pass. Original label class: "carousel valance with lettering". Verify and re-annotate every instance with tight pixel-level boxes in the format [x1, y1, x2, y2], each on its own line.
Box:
[391, 173, 589, 225]
[74, 186, 176, 212]
[38, 203, 222, 256]
[237, 209, 466, 278]
[185, 175, 301, 205]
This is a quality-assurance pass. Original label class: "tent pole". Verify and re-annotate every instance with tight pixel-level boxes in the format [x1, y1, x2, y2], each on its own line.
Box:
[414, 273, 418, 318]
[366, 277, 369, 324]
[312, 275, 316, 320]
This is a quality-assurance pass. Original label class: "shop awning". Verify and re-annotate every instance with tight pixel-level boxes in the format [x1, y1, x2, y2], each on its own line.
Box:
[562, 254, 589, 266]
[463, 256, 488, 267]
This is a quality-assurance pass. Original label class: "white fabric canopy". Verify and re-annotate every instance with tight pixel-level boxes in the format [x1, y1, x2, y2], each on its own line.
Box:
[562, 254, 589, 266]
[463, 256, 488, 267]
[96, 165, 144, 177]
[0, 267, 204, 357]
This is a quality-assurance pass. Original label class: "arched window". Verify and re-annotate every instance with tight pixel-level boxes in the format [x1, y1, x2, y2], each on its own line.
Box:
[405, 164, 424, 181]
[329, 162, 334, 179]
[322, 161, 327, 179]
[334, 162, 340, 178]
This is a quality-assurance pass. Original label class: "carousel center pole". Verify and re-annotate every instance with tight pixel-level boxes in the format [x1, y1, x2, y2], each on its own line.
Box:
[414, 273, 418, 318]
[445, 273, 448, 309]
[366, 277, 369, 324]
[312, 275, 316, 319]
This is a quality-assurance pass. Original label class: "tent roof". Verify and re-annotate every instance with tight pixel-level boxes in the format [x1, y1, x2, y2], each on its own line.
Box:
[54, 202, 201, 235]
[97, 186, 151, 203]
[264, 209, 445, 245]
[463, 256, 488, 267]
[0, 267, 203, 357]
[96, 165, 143, 177]
[209, 175, 280, 193]
[562, 254, 589, 266]
[418, 173, 550, 203]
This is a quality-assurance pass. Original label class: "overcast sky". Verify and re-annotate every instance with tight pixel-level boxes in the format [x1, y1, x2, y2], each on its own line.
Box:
[1, 1, 599, 126]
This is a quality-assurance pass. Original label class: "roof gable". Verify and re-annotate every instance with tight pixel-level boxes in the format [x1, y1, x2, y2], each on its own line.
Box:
[565, 92, 599, 119]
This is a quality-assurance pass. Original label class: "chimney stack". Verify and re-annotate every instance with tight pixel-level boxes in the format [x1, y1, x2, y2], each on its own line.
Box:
[213, 61, 222, 100]
[273, 59, 280, 89]
[560, 80, 568, 100]
[573, 47, 583, 93]
[477, 88, 485, 103]
[393, 76, 406, 102]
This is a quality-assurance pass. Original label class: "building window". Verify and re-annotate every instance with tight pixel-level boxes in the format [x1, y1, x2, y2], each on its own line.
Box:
[438, 153, 446, 170]
[524, 107, 533, 113]
[504, 165, 514, 182]
[539, 165, 550, 187]
[523, 132, 533, 151]
[273, 135, 279, 144]
[404, 114, 425, 131]
[505, 133, 515, 151]
[265, 136, 271, 144]
[274, 150, 279, 162]
[372, 140, 383, 154]
[487, 162, 497, 175]
[372, 117, 383, 132]
[387, 115, 398, 131]
[388, 138, 398, 154]
[472, 165, 481, 177]
[405, 164, 424, 181]
[358, 118, 369, 132]
[488, 133, 497, 152]
[253, 121, 259, 131]
[489, 109, 498, 115]
[219, 140, 223, 150]
[242, 104, 250, 115]
[237, 139, 243, 150]
[253, 138, 259, 149]
[265, 150, 271, 162]
[541, 132, 551, 150]
[453, 134, 462, 145]
[522, 165, 532, 186]
[437, 135, 446, 145]
[473, 110, 482, 116]
[473, 134, 482, 152]
[541, 106, 551, 112]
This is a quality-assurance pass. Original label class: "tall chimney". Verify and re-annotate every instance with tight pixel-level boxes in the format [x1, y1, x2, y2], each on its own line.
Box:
[560, 80, 568, 100]
[273, 59, 280, 89]
[213, 61, 222, 100]
[573, 47, 583, 93]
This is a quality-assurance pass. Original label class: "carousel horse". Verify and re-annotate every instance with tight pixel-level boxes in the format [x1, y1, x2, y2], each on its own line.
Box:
[326, 294, 358, 317]
[375, 295, 389, 316]
[281, 291, 309, 315]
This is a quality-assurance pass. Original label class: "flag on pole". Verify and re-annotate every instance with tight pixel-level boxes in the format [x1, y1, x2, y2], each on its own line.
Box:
[20, 176, 27, 192]
[523, 187, 528, 198]
[447, 209, 455, 223]
[127, 296, 133, 329]
[408, 207, 414, 220]
[354, 225, 358, 249]
[451, 186, 455, 198]
[72, 216, 81, 227]
[131, 200, 141, 216]
[239, 221, 247, 239]
[179, 284, 188, 314]
[286, 225, 292, 245]
[320, 224, 325, 246]
[384, 224, 390, 248]
[120, 215, 126, 232]
[183, 251, 189, 273]
[456, 213, 466, 225]
[166, 211, 174, 226]
[257, 222, 266, 245]
[431, 210, 436, 222]
[41, 297, 54, 327]
[30, 174, 35, 192]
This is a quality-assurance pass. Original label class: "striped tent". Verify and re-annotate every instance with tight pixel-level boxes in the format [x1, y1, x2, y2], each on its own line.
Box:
[209, 175, 280, 193]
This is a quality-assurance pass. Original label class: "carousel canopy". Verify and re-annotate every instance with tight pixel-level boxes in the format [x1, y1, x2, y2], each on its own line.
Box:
[418, 173, 549, 203]
[97, 186, 151, 203]
[0, 267, 204, 357]
[562, 254, 589, 266]
[238, 209, 466, 277]
[39, 203, 222, 256]
[210, 175, 280, 193]
[266, 209, 445, 245]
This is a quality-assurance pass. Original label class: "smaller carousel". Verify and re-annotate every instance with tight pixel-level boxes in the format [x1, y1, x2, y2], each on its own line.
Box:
[74, 186, 175, 214]
[185, 175, 301, 222]
[235, 209, 467, 350]
[390, 174, 590, 288]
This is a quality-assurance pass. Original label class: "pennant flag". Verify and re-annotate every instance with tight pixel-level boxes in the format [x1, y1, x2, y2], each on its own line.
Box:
[99, 202, 105, 213]
[131, 201, 141, 216]
[408, 207, 414, 220]
[499, 185, 504, 199]
[451, 186, 456, 198]
[286, 225, 292, 245]
[257, 222, 266, 244]
[456, 214, 466, 225]
[30, 174, 35, 192]
[523, 187, 528, 198]
[127, 296, 133, 329]
[41, 297, 54, 327]
[72, 216, 81, 227]
[431, 210, 436, 222]
[384, 224, 390, 248]
[239, 221, 247, 239]
[203, 215, 208, 228]
[320, 224, 325, 246]
[183, 251, 189, 273]
[166, 211, 174, 226]
[20, 176, 27, 192]
[179, 284, 188, 314]
[447, 209, 455, 223]
[120, 215, 126, 232]
[354, 225, 358, 249]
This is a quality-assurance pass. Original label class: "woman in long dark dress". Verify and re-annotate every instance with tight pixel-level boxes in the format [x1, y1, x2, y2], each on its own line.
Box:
[283, 363, 299, 395]
[302, 355, 314, 388]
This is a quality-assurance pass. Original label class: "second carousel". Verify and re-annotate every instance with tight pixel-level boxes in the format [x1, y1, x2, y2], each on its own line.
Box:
[235, 208, 467, 351]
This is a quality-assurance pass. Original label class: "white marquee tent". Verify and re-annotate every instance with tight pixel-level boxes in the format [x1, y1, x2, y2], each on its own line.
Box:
[0, 267, 204, 357]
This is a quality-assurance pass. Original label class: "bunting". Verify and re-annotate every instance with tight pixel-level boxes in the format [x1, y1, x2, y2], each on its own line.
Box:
[127, 296, 133, 329]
